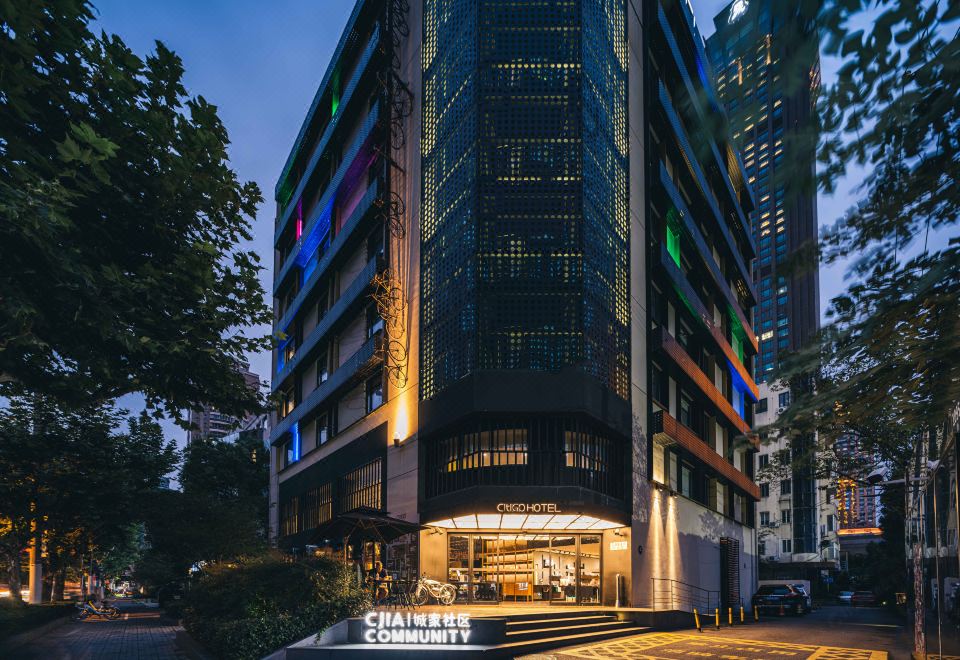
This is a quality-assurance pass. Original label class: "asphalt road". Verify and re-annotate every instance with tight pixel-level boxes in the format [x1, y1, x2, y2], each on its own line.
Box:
[523, 605, 912, 660]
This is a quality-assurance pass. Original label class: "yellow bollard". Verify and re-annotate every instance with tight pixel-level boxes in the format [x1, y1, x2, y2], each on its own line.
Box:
[753, 605, 759, 622]
[715, 608, 720, 629]
[693, 608, 701, 633]
[728, 607, 733, 625]
[740, 605, 745, 623]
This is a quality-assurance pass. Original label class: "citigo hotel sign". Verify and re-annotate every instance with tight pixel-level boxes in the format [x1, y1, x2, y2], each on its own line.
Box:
[496, 502, 562, 514]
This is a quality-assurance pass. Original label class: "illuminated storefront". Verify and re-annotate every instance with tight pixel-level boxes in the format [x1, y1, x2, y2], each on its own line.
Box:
[418, 505, 629, 605]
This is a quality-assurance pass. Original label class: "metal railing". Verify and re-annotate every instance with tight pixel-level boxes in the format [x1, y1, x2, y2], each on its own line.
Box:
[651, 577, 720, 613]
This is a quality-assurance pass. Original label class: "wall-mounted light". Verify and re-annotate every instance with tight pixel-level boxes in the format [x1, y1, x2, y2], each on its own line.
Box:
[393, 434, 402, 448]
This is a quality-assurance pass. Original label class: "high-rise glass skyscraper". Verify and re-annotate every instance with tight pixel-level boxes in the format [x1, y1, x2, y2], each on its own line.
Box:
[707, 1, 829, 566]
[706, 0, 820, 381]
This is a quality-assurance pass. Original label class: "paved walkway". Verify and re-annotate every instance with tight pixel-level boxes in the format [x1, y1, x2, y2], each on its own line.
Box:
[522, 606, 908, 660]
[11, 602, 184, 660]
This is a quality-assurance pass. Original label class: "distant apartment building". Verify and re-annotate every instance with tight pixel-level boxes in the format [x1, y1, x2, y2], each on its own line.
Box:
[187, 363, 262, 444]
[754, 382, 838, 570]
[706, 1, 830, 575]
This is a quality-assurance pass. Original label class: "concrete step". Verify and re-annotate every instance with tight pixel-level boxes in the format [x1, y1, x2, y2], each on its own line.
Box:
[496, 609, 610, 622]
[505, 614, 616, 632]
[504, 619, 636, 642]
[495, 624, 649, 656]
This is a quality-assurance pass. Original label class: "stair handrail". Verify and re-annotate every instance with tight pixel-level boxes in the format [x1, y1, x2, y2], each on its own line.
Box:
[650, 577, 720, 613]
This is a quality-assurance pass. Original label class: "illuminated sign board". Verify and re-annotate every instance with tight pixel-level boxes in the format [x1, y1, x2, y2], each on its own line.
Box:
[496, 502, 561, 514]
[362, 611, 472, 644]
[728, 0, 749, 23]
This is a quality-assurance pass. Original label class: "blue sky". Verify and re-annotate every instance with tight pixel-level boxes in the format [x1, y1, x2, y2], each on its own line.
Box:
[91, 0, 940, 446]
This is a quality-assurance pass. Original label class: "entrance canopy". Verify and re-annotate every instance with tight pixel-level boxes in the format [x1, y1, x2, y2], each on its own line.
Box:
[425, 513, 623, 530]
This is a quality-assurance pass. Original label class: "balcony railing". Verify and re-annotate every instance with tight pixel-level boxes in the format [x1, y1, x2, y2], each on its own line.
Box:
[272, 332, 384, 443]
[659, 164, 758, 352]
[656, 5, 755, 252]
[659, 245, 758, 401]
[275, 25, 381, 239]
[275, 179, 381, 331]
[658, 80, 755, 289]
[273, 255, 381, 391]
[655, 328, 752, 438]
[651, 409, 759, 500]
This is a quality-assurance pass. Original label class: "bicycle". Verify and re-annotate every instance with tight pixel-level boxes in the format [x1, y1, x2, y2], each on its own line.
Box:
[75, 599, 121, 620]
[411, 574, 457, 606]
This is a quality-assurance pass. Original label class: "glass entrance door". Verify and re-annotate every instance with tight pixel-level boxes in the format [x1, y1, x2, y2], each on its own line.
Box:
[447, 533, 601, 604]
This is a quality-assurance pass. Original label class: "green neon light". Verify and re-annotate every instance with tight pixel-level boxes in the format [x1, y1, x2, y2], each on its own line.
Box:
[666, 208, 681, 267]
[331, 67, 341, 116]
[728, 307, 745, 363]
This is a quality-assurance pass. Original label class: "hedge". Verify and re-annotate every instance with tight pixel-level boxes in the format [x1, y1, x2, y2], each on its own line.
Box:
[182, 554, 370, 660]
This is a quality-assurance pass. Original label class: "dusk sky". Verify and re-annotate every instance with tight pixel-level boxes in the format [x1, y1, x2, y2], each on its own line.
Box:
[91, 0, 937, 445]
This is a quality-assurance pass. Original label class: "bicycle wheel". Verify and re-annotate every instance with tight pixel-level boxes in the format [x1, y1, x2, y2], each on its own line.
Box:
[106, 607, 122, 620]
[76, 610, 89, 620]
[411, 585, 429, 606]
[439, 585, 456, 606]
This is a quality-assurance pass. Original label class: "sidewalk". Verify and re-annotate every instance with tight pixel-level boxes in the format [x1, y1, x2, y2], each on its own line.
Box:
[10, 602, 184, 660]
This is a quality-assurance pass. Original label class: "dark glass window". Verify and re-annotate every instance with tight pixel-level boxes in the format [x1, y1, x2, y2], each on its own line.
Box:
[365, 373, 383, 413]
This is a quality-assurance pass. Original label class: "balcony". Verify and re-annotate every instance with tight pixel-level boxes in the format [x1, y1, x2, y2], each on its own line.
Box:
[655, 5, 755, 250]
[273, 255, 382, 391]
[274, 178, 381, 330]
[658, 244, 758, 401]
[658, 81, 756, 288]
[652, 409, 759, 500]
[272, 332, 384, 443]
[654, 327, 753, 438]
[275, 25, 381, 238]
[660, 163, 758, 350]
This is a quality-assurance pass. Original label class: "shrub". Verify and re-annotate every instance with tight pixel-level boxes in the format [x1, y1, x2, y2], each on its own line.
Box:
[0, 601, 75, 641]
[182, 553, 370, 660]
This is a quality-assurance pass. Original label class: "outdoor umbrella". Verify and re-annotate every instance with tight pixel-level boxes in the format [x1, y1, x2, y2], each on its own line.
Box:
[310, 507, 424, 546]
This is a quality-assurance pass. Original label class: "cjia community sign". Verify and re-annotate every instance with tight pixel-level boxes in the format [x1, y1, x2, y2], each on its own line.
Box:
[362, 611, 472, 644]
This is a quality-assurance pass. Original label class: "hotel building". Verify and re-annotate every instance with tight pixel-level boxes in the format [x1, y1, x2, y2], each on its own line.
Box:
[271, 0, 760, 610]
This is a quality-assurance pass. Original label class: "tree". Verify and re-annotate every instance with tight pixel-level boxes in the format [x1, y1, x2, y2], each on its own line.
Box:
[0, 0, 270, 420]
[770, 0, 960, 469]
[0, 387, 177, 602]
[137, 433, 268, 589]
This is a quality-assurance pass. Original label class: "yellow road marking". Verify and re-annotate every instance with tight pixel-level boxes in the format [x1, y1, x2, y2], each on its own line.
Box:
[549, 630, 890, 660]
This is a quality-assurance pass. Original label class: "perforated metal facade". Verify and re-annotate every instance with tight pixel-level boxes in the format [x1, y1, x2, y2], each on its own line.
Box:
[421, 0, 629, 401]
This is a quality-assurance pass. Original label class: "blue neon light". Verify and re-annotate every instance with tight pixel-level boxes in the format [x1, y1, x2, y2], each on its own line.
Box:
[291, 422, 301, 462]
[295, 197, 334, 269]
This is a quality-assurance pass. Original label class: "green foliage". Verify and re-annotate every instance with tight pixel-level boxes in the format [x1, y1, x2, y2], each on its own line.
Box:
[136, 434, 269, 588]
[770, 0, 960, 472]
[0, 0, 270, 420]
[0, 387, 177, 601]
[0, 602, 75, 641]
[182, 555, 371, 660]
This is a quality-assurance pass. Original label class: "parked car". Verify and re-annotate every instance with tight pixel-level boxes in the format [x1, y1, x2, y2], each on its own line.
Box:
[752, 584, 808, 616]
[791, 584, 813, 613]
[838, 590, 855, 605]
[851, 591, 877, 607]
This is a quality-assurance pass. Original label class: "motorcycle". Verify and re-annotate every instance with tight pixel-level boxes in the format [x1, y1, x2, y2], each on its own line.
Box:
[411, 574, 457, 606]
[75, 599, 121, 620]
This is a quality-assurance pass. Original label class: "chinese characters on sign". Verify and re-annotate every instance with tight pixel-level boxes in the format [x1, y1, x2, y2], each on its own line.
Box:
[362, 611, 472, 644]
